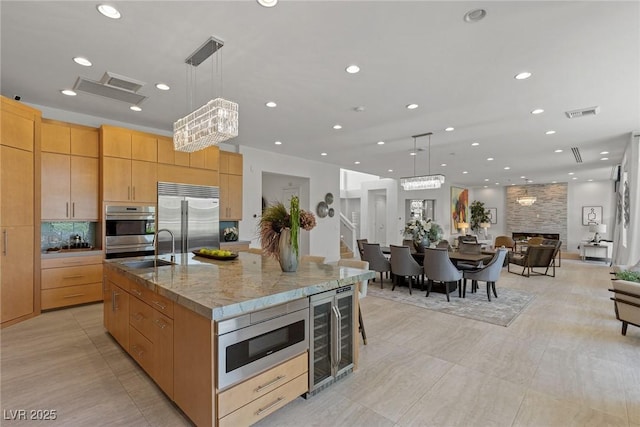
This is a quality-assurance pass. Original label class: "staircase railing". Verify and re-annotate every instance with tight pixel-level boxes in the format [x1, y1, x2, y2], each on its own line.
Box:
[340, 213, 358, 255]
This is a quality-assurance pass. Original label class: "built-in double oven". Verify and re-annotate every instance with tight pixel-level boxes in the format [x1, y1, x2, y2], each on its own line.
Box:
[105, 205, 156, 259]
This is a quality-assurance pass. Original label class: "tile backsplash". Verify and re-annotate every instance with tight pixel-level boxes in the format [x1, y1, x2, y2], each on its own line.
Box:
[41, 222, 98, 251]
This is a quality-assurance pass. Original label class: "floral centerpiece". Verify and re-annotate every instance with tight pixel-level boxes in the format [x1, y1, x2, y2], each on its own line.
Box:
[403, 217, 443, 252]
[259, 196, 316, 271]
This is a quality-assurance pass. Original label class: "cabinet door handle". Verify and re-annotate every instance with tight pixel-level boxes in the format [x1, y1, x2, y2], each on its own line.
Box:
[133, 312, 144, 322]
[72, 202, 75, 217]
[111, 290, 116, 312]
[336, 304, 343, 368]
[63, 293, 85, 299]
[255, 397, 285, 416]
[113, 291, 120, 311]
[132, 186, 136, 200]
[254, 375, 285, 393]
[131, 345, 144, 358]
[154, 318, 167, 329]
[152, 300, 166, 310]
[2, 230, 7, 256]
[128, 186, 131, 200]
[66, 202, 69, 218]
[131, 288, 142, 296]
[331, 305, 340, 370]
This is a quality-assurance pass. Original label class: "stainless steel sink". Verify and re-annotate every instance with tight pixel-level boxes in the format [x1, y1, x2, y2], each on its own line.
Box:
[122, 259, 174, 269]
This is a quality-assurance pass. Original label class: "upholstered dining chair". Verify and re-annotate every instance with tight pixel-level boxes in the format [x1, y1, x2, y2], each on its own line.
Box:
[436, 240, 451, 250]
[462, 248, 508, 301]
[356, 239, 368, 259]
[300, 255, 325, 264]
[458, 235, 478, 246]
[403, 239, 417, 253]
[457, 242, 484, 270]
[362, 243, 391, 288]
[423, 248, 462, 302]
[389, 245, 422, 295]
[338, 259, 369, 344]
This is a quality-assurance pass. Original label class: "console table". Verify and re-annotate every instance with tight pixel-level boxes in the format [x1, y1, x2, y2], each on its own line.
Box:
[580, 241, 612, 264]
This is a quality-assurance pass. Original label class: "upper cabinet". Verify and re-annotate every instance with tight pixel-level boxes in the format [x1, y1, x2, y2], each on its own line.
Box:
[41, 120, 99, 221]
[219, 151, 243, 220]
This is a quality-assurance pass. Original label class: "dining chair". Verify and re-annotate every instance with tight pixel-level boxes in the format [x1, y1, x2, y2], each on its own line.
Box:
[494, 235, 515, 250]
[457, 242, 484, 270]
[436, 240, 451, 250]
[300, 255, 325, 264]
[389, 245, 422, 295]
[423, 248, 462, 302]
[338, 259, 369, 344]
[402, 239, 417, 253]
[356, 239, 368, 260]
[458, 235, 478, 246]
[362, 243, 391, 288]
[462, 248, 508, 301]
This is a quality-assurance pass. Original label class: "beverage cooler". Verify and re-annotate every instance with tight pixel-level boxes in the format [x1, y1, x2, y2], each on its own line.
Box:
[307, 285, 354, 396]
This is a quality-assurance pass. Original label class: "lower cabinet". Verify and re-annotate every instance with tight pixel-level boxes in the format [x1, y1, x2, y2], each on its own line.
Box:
[41, 254, 103, 310]
[217, 352, 308, 427]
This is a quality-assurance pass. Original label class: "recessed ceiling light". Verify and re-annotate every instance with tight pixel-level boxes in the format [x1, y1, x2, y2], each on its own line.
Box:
[471, 142, 480, 146]
[265, 101, 277, 108]
[495, 182, 500, 185]
[97, 4, 121, 19]
[527, 179, 533, 183]
[545, 130, 556, 135]
[345, 65, 360, 74]
[257, 0, 278, 7]
[552, 181, 557, 184]
[333, 124, 342, 130]
[406, 103, 419, 110]
[377, 141, 385, 145]
[600, 151, 609, 155]
[388, 169, 393, 172]
[130, 105, 142, 112]
[568, 172, 574, 175]
[511, 183, 516, 186]
[354, 106, 366, 112]
[354, 161, 360, 165]
[514, 72, 532, 80]
[73, 57, 92, 67]
[504, 166, 510, 170]
[155, 83, 170, 91]
[445, 127, 455, 132]
[61, 89, 76, 96]
[588, 179, 593, 182]
[487, 157, 494, 161]
[463, 8, 487, 23]
[274, 141, 282, 145]
[554, 149, 563, 153]
[321, 152, 327, 156]
[462, 171, 468, 174]
[410, 152, 417, 156]
[484, 178, 489, 182]
[440, 163, 447, 167]
[520, 176, 526, 179]
[601, 157, 609, 161]
[484, 185, 488, 188]
[572, 177, 578, 180]
[531, 108, 544, 115]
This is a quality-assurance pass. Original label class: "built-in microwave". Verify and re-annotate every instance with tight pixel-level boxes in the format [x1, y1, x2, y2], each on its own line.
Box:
[217, 298, 309, 391]
[105, 205, 156, 259]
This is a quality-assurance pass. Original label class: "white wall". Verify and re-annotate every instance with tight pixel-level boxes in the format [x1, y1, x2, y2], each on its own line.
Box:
[239, 146, 341, 262]
[340, 169, 379, 191]
[360, 179, 398, 245]
[567, 180, 616, 252]
[469, 187, 507, 239]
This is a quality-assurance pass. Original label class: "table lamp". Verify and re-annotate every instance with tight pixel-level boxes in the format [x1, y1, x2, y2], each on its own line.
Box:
[480, 222, 491, 239]
[458, 222, 470, 235]
[589, 223, 606, 243]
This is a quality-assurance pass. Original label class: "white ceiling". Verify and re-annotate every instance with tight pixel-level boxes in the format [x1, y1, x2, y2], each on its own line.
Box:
[2, 1, 638, 188]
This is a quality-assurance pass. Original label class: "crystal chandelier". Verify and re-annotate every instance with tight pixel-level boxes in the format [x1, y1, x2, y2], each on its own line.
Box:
[174, 36, 238, 152]
[517, 181, 536, 206]
[400, 132, 446, 190]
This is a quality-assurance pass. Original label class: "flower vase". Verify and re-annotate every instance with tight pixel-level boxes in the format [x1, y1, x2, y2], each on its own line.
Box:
[414, 238, 429, 253]
[278, 228, 299, 272]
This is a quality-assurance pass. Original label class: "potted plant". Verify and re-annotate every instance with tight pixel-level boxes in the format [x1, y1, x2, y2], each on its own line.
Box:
[259, 196, 316, 272]
[470, 200, 490, 234]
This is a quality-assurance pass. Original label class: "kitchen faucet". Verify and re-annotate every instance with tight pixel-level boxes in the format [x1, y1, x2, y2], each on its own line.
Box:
[153, 228, 175, 262]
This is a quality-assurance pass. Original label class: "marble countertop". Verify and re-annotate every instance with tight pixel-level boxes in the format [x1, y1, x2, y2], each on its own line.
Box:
[42, 248, 103, 258]
[104, 253, 374, 321]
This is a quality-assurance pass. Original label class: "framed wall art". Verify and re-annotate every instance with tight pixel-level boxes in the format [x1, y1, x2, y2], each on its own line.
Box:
[582, 206, 602, 225]
[450, 186, 469, 233]
[486, 208, 498, 225]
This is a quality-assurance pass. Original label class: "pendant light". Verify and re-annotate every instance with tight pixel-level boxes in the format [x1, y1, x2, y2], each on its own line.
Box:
[400, 132, 446, 190]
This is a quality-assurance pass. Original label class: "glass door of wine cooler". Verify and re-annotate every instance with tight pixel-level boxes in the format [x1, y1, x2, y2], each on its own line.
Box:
[336, 292, 354, 373]
[309, 298, 332, 389]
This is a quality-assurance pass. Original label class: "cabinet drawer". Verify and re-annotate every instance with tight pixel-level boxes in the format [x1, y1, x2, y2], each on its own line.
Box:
[129, 296, 154, 339]
[41, 254, 103, 269]
[41, 264, 102, 289]
[218, 352, 308, 418]
[129, 282, 174, 319]
[218, 373, 307, 427]
[41, 283, 102, 310]
[129, 326, 154, 375]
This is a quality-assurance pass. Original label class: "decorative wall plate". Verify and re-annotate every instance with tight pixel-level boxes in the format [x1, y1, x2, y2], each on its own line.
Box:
[328, 207, 335, 217]
[325, 192, 334, 205]
[316, 201, 329, 218]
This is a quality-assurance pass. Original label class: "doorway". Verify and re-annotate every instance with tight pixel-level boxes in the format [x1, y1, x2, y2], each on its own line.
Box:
[374, 194, 387, 245]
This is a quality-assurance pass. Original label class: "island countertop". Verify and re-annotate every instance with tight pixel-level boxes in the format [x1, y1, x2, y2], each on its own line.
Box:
[104, 252, 374, 320]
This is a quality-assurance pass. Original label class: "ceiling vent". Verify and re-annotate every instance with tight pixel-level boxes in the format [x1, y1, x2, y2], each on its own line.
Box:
[73, 76, 147, 105]
[99, 72, 145, 92]
[571, 147, 583, 163]
[565, 106, 600, 119]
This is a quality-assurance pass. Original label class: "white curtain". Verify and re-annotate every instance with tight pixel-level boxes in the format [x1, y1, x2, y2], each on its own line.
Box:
[612, 134, 640, 266]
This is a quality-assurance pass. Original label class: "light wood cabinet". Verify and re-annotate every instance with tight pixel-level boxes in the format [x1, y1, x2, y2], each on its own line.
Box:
[219, 151, 243, 221]
[41, 120, 99, 157]
[157, 164, 218, 187]
[102, 157, 157, 203]
[41, 152, 99, 220]
[152, 310, 174, 397]
[104, 269, 130, 349]
[1, 96, 39, 326]
[41, 254, 103, 310]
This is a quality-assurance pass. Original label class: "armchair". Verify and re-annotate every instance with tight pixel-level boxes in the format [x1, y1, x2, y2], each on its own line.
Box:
[508, 244, 557, 277]
[609, 280, 640, 336]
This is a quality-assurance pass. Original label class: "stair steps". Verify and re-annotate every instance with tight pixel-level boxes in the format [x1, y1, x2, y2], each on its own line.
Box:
[340, 239, 354, 259]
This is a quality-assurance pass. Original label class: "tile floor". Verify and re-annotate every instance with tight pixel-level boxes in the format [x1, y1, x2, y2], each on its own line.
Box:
[1, 260, 638, 426]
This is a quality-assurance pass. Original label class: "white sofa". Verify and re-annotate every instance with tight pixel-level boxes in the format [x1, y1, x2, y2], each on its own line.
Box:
[610, 279, 640, 336]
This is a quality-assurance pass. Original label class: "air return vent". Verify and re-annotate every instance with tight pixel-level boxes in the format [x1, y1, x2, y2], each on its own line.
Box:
[571, 147, 583, 163]
[565, 106, 600, 119]
[73, 77, 147, 104]
[99, 72, 145, 92]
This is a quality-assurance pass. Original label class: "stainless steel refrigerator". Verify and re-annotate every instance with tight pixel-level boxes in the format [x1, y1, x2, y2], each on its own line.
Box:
[157, 182, 220, 254]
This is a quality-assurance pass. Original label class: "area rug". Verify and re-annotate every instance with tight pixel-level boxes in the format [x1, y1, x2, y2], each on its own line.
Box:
[367, 283, 535, 327]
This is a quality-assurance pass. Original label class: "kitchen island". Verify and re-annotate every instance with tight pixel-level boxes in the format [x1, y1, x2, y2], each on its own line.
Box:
[103, 252, 373, 427]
